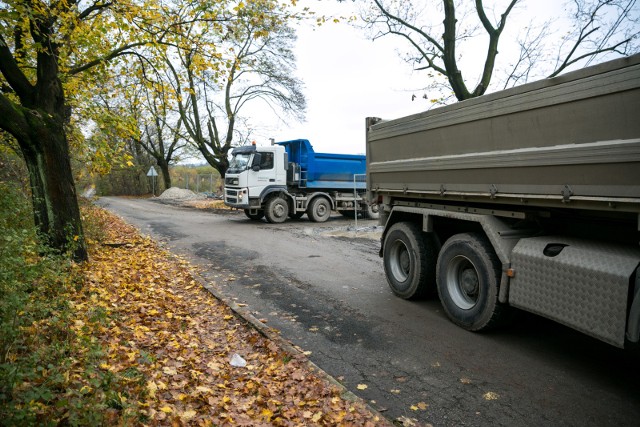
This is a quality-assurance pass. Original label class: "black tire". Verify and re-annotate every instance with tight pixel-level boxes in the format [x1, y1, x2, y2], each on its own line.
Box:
[265, 196, 288, 223]
[307, 197, 331, 223]
[244, 209, 264, 221]
[436, 233, 504, 331]
[383, 222, 437, 299]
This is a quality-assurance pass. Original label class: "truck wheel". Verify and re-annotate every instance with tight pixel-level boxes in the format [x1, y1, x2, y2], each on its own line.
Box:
[265, 196, 288, 223]
[364, 204, 380, 220]
[383, 222, 437, 299]
[307, 197, 331, 222]
[244, 209, 264, 221]
[436, 233, 504, 331]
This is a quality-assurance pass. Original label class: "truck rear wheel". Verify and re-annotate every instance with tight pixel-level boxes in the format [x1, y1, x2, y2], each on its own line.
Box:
[383, 222, 437, 299]
[244, 209, 264, 221]
[265, 196, 288, 223]
[307, 197, 331, 222]
[436, 233, 504, 331]
[364, 203, 380, 220]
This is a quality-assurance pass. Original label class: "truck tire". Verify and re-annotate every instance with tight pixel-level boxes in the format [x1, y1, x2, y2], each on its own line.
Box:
[265, 196, 288, 223]
[436, 233, 505, 331]
[307, 197, 331, 222]
[362, 204, 380, 220]
[383, 222, 437, 299]
[244, 209, 264, 221]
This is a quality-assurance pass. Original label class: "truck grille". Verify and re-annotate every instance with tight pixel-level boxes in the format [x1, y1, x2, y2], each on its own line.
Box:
[226, 189, 238, 196]
[226, 197, 237, 204]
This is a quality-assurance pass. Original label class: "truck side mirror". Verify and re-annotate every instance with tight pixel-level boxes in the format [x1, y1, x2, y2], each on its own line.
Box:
[252, 165, 261, 172]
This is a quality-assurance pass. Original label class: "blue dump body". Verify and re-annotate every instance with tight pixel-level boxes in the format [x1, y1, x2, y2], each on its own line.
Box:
[277, 139, 366, 191]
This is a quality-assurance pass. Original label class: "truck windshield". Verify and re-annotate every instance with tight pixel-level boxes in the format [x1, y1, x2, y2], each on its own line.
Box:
[228, 153, 252, 173]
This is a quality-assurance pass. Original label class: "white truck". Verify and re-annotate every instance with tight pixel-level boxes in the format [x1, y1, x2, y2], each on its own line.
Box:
[224, 139, 377, 223]
[367, 54, 640, 348]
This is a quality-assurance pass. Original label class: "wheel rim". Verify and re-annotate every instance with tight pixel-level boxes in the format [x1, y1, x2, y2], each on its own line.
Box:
[388, 239, 410, 282]
[310, 199, 330, 221]
[273, 202, 286, 219]
[445, 255, 479, 310]
[315, 203, 328, 217]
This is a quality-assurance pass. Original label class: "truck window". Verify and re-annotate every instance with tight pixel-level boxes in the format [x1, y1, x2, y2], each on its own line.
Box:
[228, 153, 251, 173]
[259, 152, 274, 170]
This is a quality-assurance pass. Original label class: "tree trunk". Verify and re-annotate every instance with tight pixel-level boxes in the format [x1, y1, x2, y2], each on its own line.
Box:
[157, 159, 172, 190]
[20, 112, 88, 261]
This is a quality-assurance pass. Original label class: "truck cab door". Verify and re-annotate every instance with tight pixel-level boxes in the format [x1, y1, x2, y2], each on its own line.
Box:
[251, 152, 274, 181]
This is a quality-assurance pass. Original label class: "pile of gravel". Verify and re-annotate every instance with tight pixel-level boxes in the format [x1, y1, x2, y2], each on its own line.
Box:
[157, 187, 207, 202]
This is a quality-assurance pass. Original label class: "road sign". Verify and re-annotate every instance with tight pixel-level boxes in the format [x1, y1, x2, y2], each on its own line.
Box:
[147, 166, 158, 177]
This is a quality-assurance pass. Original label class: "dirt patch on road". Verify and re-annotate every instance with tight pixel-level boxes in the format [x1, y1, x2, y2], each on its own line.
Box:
[153, 189, 383, 241]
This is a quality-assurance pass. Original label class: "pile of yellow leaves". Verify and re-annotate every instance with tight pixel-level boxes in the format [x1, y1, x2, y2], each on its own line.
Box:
[74, 205, 385, 425]
[184, 199, 231, 210]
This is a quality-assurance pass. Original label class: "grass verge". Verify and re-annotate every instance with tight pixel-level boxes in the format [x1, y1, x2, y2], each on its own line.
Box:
[0, 186, 385, 426]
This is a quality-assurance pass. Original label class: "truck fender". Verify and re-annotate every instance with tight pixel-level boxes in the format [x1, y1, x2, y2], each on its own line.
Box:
[306, 192, 336, 210]
[382, 206, 520, 264]
[258, 186, 290, 204]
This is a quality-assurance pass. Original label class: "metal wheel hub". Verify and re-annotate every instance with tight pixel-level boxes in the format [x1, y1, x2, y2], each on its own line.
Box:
[389, 240, 410, 282]
[446, 255, 479, 310]
[461, 269, 479, 295]
[273, 203, 286, 217]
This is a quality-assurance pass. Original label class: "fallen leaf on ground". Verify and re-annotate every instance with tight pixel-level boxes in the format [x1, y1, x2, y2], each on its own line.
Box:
[69, 205, 389, 425]
[483, 391, 500, 400]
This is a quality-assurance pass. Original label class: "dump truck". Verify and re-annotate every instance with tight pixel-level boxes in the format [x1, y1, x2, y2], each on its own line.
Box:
[366, 54, 640, 348]
[224, 139, 378, 223]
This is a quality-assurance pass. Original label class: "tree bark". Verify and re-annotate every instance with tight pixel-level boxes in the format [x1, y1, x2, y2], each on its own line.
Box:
[157, 159, 172, 190]
[0, 18, 88, 261]
[7, 106, 88, 261]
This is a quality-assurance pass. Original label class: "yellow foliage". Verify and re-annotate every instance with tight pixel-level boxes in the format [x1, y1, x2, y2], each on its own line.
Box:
[68, 203, 385, 424]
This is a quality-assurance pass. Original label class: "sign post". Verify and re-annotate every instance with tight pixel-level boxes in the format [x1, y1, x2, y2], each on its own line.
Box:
[147, 166, 158, 196]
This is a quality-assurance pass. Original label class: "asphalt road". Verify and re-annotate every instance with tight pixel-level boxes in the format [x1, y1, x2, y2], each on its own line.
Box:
[96, 197, 640, 427]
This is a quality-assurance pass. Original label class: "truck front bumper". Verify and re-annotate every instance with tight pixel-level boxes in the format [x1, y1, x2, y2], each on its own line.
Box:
[224, 187, 250, 208]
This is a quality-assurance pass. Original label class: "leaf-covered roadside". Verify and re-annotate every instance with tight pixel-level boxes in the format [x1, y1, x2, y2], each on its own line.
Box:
[1, 195, 386, 425]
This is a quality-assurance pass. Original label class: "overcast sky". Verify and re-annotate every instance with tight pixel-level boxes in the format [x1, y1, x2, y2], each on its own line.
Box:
[249, 0, 428, 155]
[246, 0, 623, 155]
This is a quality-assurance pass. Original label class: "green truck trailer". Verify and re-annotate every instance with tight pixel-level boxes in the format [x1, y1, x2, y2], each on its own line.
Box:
[367, 54, 640, 348]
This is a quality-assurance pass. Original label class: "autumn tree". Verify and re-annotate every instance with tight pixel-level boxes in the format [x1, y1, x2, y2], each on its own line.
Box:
[356, 0, 639, 101]
[0, 0, 151, 260]
[165, 0, 306, 178]
[89, 68, 190, 191]
[135, 90, 186, 191]
[0, 0, 227, 260]
[77, 74, 153, 196]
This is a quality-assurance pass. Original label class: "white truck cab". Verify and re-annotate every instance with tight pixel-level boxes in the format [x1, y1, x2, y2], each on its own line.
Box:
[224, 139, 376, 223]
[224, 144, 287, 210]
